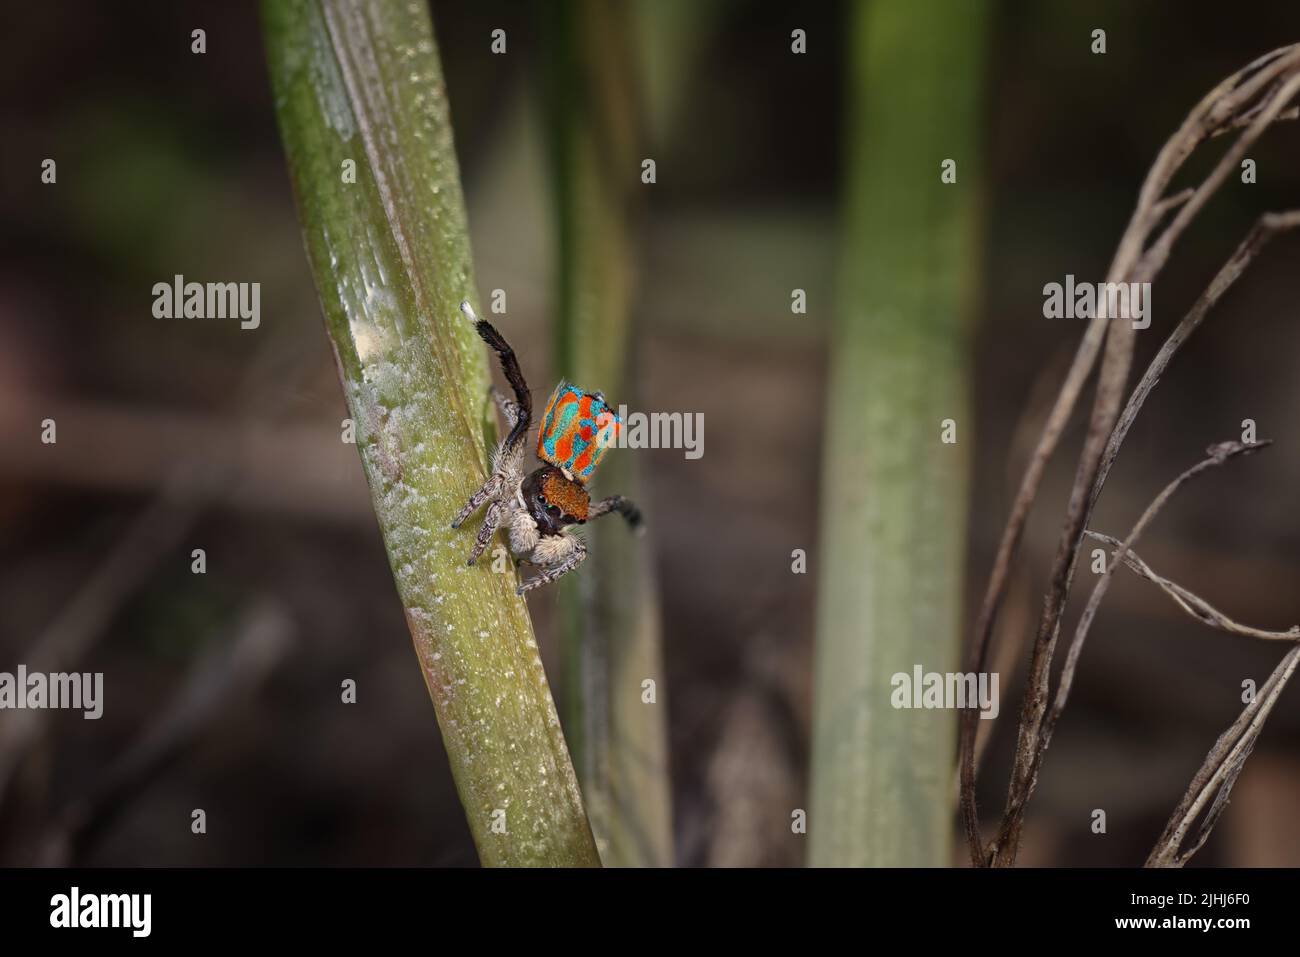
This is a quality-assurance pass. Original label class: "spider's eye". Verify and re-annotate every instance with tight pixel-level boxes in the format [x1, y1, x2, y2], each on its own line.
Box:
[546, 503, 561, 516]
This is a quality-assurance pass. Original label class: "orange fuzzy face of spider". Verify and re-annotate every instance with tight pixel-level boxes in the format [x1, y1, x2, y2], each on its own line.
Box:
[523, 465, 589, 534]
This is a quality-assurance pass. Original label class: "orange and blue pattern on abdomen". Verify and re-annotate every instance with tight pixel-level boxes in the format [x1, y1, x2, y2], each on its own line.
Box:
[537, 381, 620, 483]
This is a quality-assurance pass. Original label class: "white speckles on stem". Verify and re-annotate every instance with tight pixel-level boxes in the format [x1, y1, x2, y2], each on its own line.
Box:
[268, 0, 597, 864]
[309, 38, 355, 137]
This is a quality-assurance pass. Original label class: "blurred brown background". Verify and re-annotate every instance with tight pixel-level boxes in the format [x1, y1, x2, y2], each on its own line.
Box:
[1, 0, 1298, 866]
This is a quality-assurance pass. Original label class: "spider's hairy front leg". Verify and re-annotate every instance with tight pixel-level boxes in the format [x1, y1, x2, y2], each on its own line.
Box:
[467, 500, 508, 566]
[518, 536, 587, 594]
[450, 471, 504, 531]
[588, 494, 644, 531]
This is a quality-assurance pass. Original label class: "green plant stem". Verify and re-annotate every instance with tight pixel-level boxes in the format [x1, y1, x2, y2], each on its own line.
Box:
[262, 0, 598, 867]
[809, 0, 989, 866]
[543, 0, 673, 866]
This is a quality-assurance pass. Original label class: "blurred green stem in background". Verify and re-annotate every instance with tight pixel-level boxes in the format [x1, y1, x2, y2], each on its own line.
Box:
[542, 0, 673, 866]
[263, 0, 599, 866]
[809, 0, 990, 866]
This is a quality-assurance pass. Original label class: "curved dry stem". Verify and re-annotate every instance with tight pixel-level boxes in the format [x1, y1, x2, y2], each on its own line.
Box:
[1083, 531, 1300, 641]
[962, 44, 1300, 866]
[1146, 642, 1300, 867]
[1043, 443, 1269, 788]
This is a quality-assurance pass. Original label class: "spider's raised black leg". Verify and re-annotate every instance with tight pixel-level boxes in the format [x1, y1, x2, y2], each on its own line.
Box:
[451, 301, 533, 538]
[587, 495, 643, 531]
[460, 300, 531, 461]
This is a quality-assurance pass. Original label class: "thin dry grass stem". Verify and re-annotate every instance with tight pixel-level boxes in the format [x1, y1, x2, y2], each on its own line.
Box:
[989, 208, 1300, 865]
[1084, 531, 1300, 641]
[986, 443, 1270, 863]
[986, 205, 1300, 858]
[1034, 441, 1271, 802]
[949, 354, 1059, 809]
[1145, 642, 1300, 867]
[1092, 210, 1300, 508]
[960, 44, 1300, 866]
[972, 349, 1074, 781]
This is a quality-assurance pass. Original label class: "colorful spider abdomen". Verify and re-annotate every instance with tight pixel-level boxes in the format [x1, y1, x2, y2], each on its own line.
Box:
[537, 380, 620, 483]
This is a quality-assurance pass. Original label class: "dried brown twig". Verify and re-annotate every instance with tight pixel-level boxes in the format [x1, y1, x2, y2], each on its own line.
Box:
[1090, 210, 1300, 512]
[959, 44, 1300, 866]
[1079, 520, 1300, 866]
[987, 229, 1300, 861]
[998, 441, 1271, 862]
[1084, 530, 1300, 641]
[1145, 642, 1300, 867]
[1092, 492, 1300, 867]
